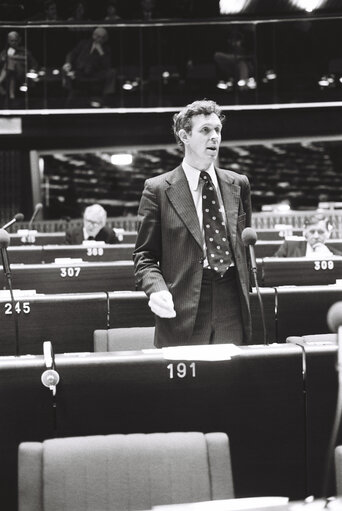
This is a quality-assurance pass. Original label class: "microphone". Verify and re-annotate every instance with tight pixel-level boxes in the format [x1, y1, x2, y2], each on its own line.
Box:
[2, 212, 24, 231]
[41, 341, 60, 397]
[0, 228, 19, 355]
[28, 203, 43, 230]
[241, 227, 257, 271]
[242, 227, 268, 345]
[321, 302, 342, 502]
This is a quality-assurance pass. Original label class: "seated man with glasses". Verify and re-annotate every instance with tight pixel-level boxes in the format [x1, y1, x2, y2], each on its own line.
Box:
[274, 213, 342, 258]
[66, 204, 119, 244]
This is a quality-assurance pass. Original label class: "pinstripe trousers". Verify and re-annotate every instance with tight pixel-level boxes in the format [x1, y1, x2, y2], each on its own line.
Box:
[189, 266, 244, 345]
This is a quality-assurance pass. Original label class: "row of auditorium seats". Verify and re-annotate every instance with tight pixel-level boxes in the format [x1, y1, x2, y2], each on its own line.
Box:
[41, 140, 342, 217]
[1, 340, 341, 510]
[0, 284, 340, 356]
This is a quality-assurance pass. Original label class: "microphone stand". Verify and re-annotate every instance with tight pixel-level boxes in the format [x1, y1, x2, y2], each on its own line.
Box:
[251, 262, 268, 346]
[321, 324, 342, 503]
[0, 247, 19, 356]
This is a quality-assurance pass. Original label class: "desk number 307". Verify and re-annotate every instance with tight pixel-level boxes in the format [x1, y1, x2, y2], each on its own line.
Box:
[167, 362, 196, 379]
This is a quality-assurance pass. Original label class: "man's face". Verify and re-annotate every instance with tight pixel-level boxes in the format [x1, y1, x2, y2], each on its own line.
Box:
[181, 113, 222, 170]
[8, 32, 19, 48]
[83, 211, 104, 237]
[304, 220, 330, 249]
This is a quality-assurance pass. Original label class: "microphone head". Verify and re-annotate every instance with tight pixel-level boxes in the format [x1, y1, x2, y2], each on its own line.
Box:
[35, 203, 43, 211]
[327, 302, 342, 333]
[14, 213, 24, 222]
[242, 227, 258, 247]
[0, 228, 10, 248]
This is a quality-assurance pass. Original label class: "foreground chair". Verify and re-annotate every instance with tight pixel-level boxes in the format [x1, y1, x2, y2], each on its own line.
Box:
[336, 446, 342, 495]
[94, 326, 155, 351]
[18, 431, 234, 511]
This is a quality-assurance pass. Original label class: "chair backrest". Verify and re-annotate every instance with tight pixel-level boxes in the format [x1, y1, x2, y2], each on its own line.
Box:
[94, 326, 155, 351]
[336, 446, 342, 495]
[18, 432, 234, 511]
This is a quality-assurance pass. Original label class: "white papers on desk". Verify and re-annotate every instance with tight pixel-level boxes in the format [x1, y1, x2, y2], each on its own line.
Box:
[152, 496, 289, 510]
[161, 344, 242, 361]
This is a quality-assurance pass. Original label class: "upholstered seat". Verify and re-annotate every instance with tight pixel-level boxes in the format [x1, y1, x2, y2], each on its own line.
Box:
[94, 326, 155, 351]
[18, 432, 234, 511]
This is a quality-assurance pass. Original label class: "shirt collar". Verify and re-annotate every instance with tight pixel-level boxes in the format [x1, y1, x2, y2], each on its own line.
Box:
[182, 160, 217, 191]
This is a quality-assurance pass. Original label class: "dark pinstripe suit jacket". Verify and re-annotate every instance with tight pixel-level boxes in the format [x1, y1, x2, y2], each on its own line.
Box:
[133, 165, 252, 347]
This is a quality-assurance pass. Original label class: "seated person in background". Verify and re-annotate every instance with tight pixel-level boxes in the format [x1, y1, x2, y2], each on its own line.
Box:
[274, 214, 342, 258]
[0, 31, 38, 100]
[103, 0, 121, 21]
[66, 204, 119, 244]
[62, 27, 116, 106]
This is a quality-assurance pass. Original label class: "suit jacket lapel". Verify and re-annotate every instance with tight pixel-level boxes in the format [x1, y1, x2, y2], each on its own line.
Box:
[216, 168, 241, 249]
[166, 166, 203, 250]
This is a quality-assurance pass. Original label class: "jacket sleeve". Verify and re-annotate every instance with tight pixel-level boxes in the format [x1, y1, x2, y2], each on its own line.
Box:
[241, 174, 252, 228]
[133, 179, 168, 297]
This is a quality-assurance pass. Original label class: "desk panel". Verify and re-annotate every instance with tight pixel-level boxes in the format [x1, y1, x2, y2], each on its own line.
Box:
[0, 292, 108, 356]
[276, 286, 342, 342]
[286, 341, 340, 498]
[256, 229, 302, 240]
[0, 261, 135, 294]
[41, 243, 134, 263]
[0, 344, 305, 510]
[255, 240, 342, 259]
[7, 245, 43, 264]
[261, 257, 342, 286]
[9, 232, 66, 245]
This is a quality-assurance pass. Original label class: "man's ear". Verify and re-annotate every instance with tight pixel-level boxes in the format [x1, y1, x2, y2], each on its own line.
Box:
[178, 129, 189, 145]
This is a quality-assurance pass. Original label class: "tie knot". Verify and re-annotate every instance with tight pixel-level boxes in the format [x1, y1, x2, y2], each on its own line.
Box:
[200, 171, 211, 183]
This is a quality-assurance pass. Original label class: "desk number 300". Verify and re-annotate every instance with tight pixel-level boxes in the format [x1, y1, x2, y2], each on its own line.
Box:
[167, 362, 196, 379]
[313, 260, 334, 271]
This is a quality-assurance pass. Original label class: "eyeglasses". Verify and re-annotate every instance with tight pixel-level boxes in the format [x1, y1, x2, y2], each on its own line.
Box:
[84, 217, 101, 226]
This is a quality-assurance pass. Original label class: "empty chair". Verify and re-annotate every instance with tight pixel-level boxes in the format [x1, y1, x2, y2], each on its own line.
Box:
[18, 431, 234, 511]
[94, 326, 155, 351]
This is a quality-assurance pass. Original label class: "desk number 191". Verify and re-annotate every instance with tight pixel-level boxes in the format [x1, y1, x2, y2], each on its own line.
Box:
[167, 362, 196, 379]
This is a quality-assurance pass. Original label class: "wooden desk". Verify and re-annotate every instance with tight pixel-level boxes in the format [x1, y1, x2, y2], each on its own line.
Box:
[0, 261, 136, 294]
[260, 257, 342, 286]
[276, 285, 342, 341]
[41, 243, 134, 263]
[0, 344, 306, 510]
[255, 240, 342, 259]
[0, 291, 108, 355]
[9, 232, 66, 246]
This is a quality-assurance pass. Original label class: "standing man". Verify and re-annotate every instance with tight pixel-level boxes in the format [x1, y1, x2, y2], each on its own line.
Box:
[133, 99, 252, 347]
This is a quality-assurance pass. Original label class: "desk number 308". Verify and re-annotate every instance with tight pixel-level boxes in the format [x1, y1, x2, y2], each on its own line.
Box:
[167, 362, 196, 379]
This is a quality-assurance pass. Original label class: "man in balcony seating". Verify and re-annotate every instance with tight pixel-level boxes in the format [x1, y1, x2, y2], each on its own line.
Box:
[274, 213, 342, 258]
[134, 99, 252, 347]
[66, 204, 119, 244]
[62, 27, 116, 107]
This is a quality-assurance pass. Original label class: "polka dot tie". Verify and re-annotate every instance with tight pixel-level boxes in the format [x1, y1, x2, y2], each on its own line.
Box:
[200, 171, 231, 276]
